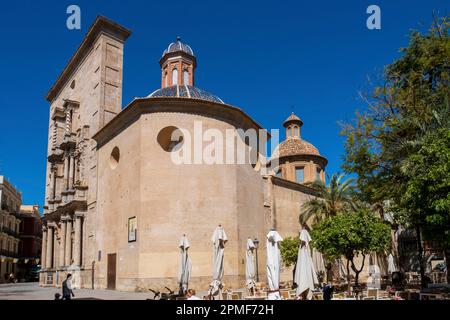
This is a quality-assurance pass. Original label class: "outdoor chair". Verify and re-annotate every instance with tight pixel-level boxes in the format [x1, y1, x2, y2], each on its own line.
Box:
[333, 293, 346, 300]
[312, 293, 323, 300]
[289, 290, 297, 299]
[365, 288, 379, 300]
[377, 291, 390, 299]
[395, 291, 408, 300]
[231, 293, 240, 300]
[281, 290, 290, 300]
[221, 291, 228, 300]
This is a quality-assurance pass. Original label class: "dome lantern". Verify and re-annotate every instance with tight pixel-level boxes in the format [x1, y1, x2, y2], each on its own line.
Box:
[283, 112, 303, 139]
[160, 37, 196, 88]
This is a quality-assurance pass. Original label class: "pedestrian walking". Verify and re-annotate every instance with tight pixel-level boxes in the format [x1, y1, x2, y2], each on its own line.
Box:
[62, 274, 75, 300]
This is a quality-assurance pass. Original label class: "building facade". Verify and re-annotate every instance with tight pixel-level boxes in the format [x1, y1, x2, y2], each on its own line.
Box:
[0, 176, 22, 282]
[40, 16, 327, 291]
[17, 205, 42, 281]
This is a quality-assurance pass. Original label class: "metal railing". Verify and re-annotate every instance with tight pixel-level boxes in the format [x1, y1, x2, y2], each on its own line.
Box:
[0, 249, 19, 258]
[0, 226, 19, 237]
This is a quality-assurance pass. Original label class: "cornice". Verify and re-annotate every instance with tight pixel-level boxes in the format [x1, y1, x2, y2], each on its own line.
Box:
[46, 16, 131, 103]
[92, 97, 270, 148]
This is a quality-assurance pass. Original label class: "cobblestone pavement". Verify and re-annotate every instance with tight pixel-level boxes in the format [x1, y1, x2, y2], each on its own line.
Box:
[0, 282, 157, 300]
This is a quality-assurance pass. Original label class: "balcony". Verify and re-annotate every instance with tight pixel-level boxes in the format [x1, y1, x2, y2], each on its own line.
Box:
[0, 249, 19, 258]
[47, 148, 64, 163]
[59, 132, 77, 150]
[0, 226, 20, 237]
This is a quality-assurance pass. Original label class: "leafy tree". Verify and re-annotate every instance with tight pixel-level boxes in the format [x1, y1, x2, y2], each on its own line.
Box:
[279, 237, 300, 268]
[299, 173, 358, 224]
[400, 126, 450, 282]
[311, 209, 391, 290]
[341, 15, 450, 286]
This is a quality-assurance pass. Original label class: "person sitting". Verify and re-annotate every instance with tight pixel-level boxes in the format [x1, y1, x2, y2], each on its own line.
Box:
[8, 273, 16, 283]
[186, 289, 201, 300]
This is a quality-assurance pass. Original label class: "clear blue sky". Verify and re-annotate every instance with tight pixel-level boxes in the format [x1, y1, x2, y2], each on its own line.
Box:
[0, 0, 448, 210]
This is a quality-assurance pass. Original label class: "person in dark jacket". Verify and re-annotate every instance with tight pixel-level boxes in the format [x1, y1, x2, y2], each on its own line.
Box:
[323, 283, 334, 300]
[62, 274, 75, 300]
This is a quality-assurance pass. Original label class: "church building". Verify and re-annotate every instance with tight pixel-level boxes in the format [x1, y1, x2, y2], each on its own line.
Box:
[40, 16, 327, 291]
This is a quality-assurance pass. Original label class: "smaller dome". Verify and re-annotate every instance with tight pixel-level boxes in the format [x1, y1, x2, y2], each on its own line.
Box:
[148, 85, 224, 104]
[272, 138, 320, 159]
[162, 36, 194, 57]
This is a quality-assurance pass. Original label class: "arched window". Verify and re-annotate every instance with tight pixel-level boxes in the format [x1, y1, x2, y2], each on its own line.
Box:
[172, 68, 178, 85]
[164, 72, 168, 87]
[294, 126, 299, 136]
[295, 167, 304, 183]
[183, 70, 189, 85]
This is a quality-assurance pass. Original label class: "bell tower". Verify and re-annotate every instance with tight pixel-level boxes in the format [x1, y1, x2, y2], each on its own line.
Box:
[160, 36, 196, 88]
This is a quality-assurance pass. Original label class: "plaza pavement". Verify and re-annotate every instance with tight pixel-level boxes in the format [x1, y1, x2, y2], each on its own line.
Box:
[0, 282, 166, 300]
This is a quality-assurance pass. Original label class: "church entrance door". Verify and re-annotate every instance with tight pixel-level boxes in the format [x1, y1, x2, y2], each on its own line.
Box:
[107, 253, 116, 290]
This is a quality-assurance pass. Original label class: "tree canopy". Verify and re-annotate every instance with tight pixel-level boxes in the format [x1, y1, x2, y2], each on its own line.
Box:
[340, 15, 450, 283]
[311, 208, 391, 286]
[279, 236, 300, 268]
[300, 173, 358, 224]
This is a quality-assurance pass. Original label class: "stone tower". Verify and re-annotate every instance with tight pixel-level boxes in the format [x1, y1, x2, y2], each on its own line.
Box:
[41, 16, 131, 286]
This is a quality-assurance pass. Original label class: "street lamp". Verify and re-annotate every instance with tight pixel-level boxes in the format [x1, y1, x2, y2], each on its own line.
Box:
[253, 237, 260, 282]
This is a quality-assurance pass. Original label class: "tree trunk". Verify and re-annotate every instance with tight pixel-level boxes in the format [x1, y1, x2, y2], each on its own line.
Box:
[444, 248, 450, 284]
[350, 254, 366, 287]
[325, 262, 333, 283]
[391, 225, 401, 270]
[346, 258, 351, 294]
[415, 226, 426, 288]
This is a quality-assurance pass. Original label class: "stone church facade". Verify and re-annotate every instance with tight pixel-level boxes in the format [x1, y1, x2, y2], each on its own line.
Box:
[40, 16, 327, 291]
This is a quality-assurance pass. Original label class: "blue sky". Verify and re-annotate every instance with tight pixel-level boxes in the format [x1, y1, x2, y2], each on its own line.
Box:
[0, 0, 448, 209]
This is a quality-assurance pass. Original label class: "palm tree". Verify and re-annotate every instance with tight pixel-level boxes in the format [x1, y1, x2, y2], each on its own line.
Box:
[300, 173, 359, 283]
[299, 173, 358, 225]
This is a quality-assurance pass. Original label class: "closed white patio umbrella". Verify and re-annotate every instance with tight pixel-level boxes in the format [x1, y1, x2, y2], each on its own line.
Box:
[178, 234, 192, 294]
[266, 229, 283, 300]
[245, 238, 256, 292]
[294, 229, 318, 299]
[312, 248, 326, 275]
[388, 254, 398, 273]
[208, 225, 227, 299]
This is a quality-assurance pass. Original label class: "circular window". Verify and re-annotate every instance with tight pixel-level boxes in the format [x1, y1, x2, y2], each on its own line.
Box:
[157, 126, 184, 152]
[110, 147, 120, 169]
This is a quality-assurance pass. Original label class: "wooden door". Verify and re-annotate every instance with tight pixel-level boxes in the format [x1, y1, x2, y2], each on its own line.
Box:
[107, 253, 116, 290]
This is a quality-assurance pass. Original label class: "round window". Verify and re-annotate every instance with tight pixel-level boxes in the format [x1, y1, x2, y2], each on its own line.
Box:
[157, 126, 184, 152]
[110, 147, 120, 169]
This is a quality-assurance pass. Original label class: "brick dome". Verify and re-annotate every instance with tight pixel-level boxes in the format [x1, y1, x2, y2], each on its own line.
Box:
[273, 137, 320, 159]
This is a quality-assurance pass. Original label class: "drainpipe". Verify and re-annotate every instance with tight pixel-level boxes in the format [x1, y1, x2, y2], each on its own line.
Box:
[91, 261, 95, 289]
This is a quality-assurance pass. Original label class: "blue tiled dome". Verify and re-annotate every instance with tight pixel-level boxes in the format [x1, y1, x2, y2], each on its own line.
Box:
[148, 85, 224, 104]
[162, 36, 194, 57]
